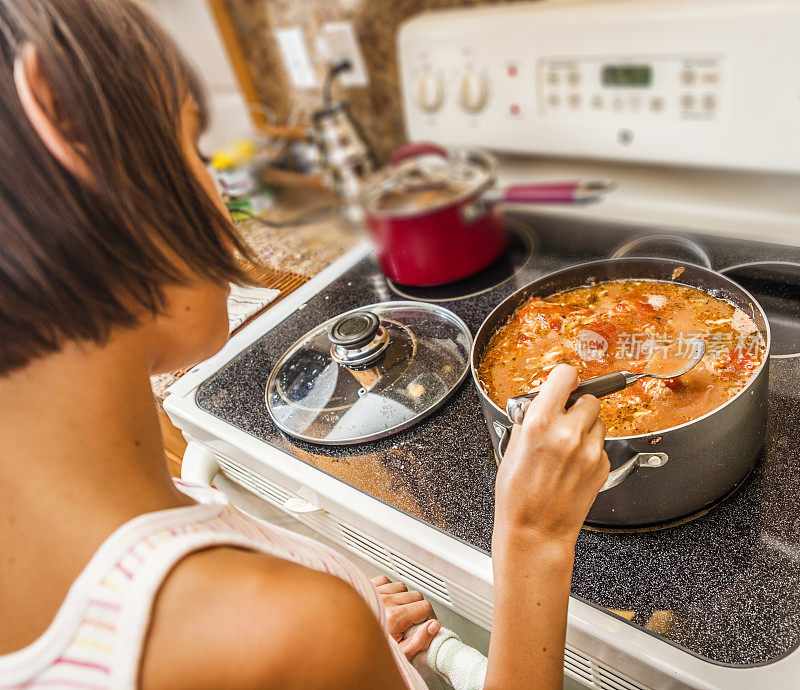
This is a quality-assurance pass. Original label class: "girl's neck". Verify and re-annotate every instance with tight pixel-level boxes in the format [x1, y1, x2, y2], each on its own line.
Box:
[0, 330, 193, 654]
[0, 331, 191, 520]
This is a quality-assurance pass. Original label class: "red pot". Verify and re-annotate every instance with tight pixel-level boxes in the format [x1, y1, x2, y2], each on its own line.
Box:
[362, 142, 613, 287]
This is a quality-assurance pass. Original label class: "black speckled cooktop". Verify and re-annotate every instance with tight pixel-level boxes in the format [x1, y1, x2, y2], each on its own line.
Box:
[197, 214, 800, 667]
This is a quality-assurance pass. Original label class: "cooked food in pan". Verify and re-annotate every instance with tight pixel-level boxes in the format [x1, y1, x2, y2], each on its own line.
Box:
[477, 279, 765, 436]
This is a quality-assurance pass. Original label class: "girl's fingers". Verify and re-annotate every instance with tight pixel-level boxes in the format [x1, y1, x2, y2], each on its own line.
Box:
[568, 394, 601, 431]
[399, 620, 441, 661]
[375, 577, 436, 645]
[390, 599, 434, 629]
[525, 364, 580, 423]
[384, 590, 423, 606]
[586, 416, 606, 447]
[593, 450, 611, 488]
[377, 581, 408, 595]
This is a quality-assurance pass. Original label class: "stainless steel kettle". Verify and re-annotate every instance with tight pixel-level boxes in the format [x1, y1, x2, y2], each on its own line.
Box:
[312, 60, 374, 221]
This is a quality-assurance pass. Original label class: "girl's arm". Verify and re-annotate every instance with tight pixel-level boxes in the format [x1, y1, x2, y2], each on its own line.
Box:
[485, 364, 610, 689]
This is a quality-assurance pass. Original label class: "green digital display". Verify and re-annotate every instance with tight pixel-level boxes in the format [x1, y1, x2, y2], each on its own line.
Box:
[602, 65, 652, 87]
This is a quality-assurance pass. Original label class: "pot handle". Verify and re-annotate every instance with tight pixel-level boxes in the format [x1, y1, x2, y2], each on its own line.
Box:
[492, 421, 513, 466]
[390, 141, 448, 165]
[492, 425, 668, 494]
[599, 452, 669, 492]
[612, 234, 712, 269]
[495, 180, 615, 205]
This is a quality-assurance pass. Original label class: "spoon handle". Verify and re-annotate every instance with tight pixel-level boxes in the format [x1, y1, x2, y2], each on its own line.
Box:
[506, 371, 630, 425]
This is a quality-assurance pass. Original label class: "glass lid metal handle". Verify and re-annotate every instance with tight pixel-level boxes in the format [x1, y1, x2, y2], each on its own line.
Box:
[328, 311, 381, 349]
[328, 310, 389, 368]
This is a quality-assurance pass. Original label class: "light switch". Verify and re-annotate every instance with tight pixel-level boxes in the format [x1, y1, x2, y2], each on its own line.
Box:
[275, 26, 316, 89]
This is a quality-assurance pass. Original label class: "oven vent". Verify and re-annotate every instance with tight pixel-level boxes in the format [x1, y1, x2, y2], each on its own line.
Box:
[389, 554, 451, 603]
[216, 456, 291, 507]
[562, 646, 649, 690]
[338, 524, 452, 605]
[564, 646, 595, 685]
[339, 524, 394, 571]
[595, 667, 647, 690]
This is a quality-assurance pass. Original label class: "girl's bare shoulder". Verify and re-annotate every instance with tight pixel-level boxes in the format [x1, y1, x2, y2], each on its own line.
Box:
[139, 546, 407, 690]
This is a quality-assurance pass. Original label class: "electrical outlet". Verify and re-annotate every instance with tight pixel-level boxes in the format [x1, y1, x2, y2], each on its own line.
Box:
[316, 21, 369, 87]
[275, 26, 316, 88]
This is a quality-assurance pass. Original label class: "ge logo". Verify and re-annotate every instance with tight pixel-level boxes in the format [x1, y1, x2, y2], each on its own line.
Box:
[576, 329, 608, 361]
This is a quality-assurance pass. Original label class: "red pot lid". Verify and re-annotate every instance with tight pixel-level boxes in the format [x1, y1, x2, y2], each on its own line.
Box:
[361, 144, 496, 218]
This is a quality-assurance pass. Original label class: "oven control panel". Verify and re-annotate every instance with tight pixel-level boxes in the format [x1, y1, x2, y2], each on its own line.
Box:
[398, 0, 800, 173]
[539, 56, 722, 123]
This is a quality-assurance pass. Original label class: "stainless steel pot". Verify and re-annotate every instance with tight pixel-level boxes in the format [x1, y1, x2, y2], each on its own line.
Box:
[470, 240, 771, 528]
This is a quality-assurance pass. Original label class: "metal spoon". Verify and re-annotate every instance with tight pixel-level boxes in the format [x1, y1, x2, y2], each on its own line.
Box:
[505, 337, 706, 425]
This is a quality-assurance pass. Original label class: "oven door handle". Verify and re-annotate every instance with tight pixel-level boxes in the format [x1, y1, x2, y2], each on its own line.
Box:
[180, 442, 325, 515]
[493, 426, 668, 493]
[181, 441, 220, 487]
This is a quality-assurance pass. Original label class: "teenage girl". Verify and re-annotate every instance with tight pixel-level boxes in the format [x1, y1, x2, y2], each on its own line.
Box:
[0, 1, 609, 688]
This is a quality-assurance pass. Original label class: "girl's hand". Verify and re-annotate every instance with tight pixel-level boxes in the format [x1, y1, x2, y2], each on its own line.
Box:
[371, 576, 441, 660]
[495, 364, 610, 549]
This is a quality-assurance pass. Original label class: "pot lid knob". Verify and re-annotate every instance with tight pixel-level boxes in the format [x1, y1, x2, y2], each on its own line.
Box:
[328, 311, 381, 349]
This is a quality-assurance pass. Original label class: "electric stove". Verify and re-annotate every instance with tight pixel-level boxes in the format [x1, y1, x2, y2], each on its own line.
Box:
[166, 211, 800, 689]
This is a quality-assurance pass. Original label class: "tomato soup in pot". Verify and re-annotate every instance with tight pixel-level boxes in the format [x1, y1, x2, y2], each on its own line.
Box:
[476, 279, 765, 437]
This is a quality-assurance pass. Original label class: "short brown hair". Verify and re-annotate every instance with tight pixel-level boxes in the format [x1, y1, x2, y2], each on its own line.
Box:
[0, 0, 254, 375]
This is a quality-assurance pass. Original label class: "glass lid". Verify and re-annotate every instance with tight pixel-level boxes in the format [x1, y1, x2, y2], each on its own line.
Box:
[265, 301, 472, 445]
[362, 146, 495, 218]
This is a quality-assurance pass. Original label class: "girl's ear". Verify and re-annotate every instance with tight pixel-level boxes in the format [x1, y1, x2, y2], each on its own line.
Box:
[13, 43, 93, 186]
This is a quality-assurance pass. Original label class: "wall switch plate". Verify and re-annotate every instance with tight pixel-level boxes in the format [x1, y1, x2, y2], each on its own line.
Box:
[317, 21, 369, 87]
[275, 26, 316, 89]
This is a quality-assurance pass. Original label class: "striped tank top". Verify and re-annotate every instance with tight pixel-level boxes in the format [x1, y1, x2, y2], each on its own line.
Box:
[0, 479, 428, 689]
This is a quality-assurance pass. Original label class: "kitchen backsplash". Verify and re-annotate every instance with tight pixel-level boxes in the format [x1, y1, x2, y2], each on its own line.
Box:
[223, 0, 522, 164]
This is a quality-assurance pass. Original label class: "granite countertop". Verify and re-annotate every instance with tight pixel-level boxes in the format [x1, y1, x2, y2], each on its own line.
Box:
[151, 188, 363, 401]
[236, 188, 363, 276]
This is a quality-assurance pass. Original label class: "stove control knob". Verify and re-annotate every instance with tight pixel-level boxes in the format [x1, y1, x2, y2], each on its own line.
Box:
[415, 72, 444, 113]
[458, 69, 489, 114]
